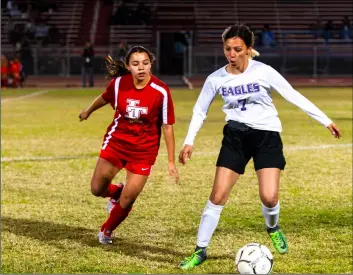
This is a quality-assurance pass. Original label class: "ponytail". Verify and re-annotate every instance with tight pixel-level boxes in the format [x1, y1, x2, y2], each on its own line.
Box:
[249, 49, 260, 60]
[105, 55, 130, 79]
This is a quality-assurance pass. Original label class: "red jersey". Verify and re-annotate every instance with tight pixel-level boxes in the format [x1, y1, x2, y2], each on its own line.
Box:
[10, 61, 21, 74]
[101, 74, 175, 164]
[1, 66, 8, 75]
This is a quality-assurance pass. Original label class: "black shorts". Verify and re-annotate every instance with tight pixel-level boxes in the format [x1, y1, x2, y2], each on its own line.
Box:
[216, 121, 286, 174]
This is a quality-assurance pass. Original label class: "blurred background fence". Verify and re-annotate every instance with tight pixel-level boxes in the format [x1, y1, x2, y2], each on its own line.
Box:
[1, 44, 352, 77]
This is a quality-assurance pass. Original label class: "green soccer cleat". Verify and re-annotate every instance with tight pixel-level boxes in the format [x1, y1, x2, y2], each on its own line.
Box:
[267, 226, 288, 254]
[178, 249, 207, 270]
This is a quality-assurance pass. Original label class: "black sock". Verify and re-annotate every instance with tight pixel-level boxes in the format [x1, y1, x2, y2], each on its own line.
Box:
[195, 246, 207, 257]
[267, 225, 279, 233]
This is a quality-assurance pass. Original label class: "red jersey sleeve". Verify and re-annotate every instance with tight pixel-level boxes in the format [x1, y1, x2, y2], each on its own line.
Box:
[101, 78, 116, 109]
[164, 86, 175, 125]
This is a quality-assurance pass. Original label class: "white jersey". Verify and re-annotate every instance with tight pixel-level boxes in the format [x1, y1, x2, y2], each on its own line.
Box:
[184, 60, 332, 145]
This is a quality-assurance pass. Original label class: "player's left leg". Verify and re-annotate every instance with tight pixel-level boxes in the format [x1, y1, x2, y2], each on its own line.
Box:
[12, 73, 20, 88]
[88, 67, 94, 87]
[253, 130, 288, 254]
[256, 168, 288, 254]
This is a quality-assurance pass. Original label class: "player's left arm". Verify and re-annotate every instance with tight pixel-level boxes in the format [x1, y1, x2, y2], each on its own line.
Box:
[162, 124, 179, 184]
[266, 66, 341, 139]
[162, 86, 179, 183]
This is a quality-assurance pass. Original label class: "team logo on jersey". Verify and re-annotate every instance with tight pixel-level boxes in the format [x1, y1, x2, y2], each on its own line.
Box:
[219, 82, 260, 96]
[125, 99, 148, 119]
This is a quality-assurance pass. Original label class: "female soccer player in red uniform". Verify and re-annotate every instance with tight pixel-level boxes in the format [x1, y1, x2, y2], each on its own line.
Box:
[79, 46, 179, 244]
[9, 55, 22, 88]
[1, 54, 9, 88]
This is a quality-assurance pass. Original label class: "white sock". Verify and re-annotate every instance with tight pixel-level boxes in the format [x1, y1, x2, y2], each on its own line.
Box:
[262, 201, 280, 228]
[196, 200, 224, 248]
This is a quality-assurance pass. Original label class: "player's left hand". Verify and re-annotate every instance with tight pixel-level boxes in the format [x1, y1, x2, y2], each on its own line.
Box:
[327, 123, 341, 139]
[168, 162, 179, 184]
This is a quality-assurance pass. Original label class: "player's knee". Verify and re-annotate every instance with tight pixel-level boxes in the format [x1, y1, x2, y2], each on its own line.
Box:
[261, 197, 278, 208]
[210, 193, 228, 206]
[91, 185, 104, 197]
[90, 180, 106, 197]
[90, 175, 111, 197]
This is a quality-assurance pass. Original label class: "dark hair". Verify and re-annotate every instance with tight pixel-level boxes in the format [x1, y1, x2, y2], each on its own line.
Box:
[105, 45, 156, 79]
[222, 24, 255, 48]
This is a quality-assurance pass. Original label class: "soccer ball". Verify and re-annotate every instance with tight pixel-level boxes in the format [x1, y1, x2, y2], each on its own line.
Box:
[235, 243, 273, 274]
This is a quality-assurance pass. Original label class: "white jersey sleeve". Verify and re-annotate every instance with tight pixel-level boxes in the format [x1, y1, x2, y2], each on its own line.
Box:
[183, 77, 218, 145]
[266, 66, 332, 127]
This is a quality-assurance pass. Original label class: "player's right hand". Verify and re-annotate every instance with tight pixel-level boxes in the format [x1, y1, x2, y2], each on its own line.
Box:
[179, 144, 193, 165]
[79, 110, 90, 121]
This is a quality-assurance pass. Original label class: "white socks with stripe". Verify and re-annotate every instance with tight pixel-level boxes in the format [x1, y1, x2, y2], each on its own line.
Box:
[262, 201, 280, 229]
[196, 200, 224, 248]
[195, 200, 279, 248]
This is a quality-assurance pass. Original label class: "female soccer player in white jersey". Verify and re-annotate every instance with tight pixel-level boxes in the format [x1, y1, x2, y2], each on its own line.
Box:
[79, 46, 179, 245]
[178, 24, 341, 270]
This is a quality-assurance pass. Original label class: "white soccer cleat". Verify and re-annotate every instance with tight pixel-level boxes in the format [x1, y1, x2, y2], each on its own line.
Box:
[106, 198, 118, 215]
[97, 230, 113, 244]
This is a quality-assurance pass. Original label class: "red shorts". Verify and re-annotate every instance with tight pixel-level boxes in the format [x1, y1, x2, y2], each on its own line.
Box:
[99, 147, 153, 176]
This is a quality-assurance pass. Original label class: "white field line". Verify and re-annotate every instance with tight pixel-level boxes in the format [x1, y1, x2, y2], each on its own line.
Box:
[1, 90, 49, 103]
[1, 143, 352, 163]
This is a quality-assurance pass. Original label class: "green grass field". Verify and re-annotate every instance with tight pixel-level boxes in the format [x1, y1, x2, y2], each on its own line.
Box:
[1, 86, 352, 274]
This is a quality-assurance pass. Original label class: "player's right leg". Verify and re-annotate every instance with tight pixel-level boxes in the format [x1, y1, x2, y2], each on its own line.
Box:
[106, 182, 124, 214]
[99, 169, 149, 244]
[179, 166, 240, 270]
[179, 124, 247, 270]
[90, 157, 121, 244]
[90, 157, 122, 198]
[96, 149, 127, 201]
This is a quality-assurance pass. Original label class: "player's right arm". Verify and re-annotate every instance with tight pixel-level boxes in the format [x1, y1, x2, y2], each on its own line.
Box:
[79, 95, 108, 121]
[179, 77, 217, 164]
[79, 78, 116, 121]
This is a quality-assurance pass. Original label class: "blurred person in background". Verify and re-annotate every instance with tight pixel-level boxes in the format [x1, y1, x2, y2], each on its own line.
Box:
[177, 24, 341, 270]
[322, 20, 334, 43]
[34, 19, 50, 46]
[310, 18, 323, 39]
[8, 21, 23, 46]
[78, 46, 179, 245]
[16, 37, 32, 85]
[9, 55, 23, 88]
[1, 54, 9, 88]
[339, 16, 352, 40]
[261, 24, 276, 47]
[82, 40, 95, 87]
[7, 0, 22, 17]
[24, 19, 36, 39]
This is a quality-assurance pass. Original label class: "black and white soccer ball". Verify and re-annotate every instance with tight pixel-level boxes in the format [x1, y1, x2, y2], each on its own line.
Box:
[235, 243, 273, 274]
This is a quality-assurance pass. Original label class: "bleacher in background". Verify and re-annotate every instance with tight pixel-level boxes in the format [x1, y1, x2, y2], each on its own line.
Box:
[108, 0, 153, 47]
[1, 1, 84, 47]
[1, 0, 352, 48]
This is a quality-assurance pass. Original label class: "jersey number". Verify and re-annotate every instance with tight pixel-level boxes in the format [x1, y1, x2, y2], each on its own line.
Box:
[238, 99, 247, 111]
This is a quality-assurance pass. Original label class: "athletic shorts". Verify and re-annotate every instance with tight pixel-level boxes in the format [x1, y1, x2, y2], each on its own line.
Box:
[99, 146, 153, 176]
[216, 121, 286, 174]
